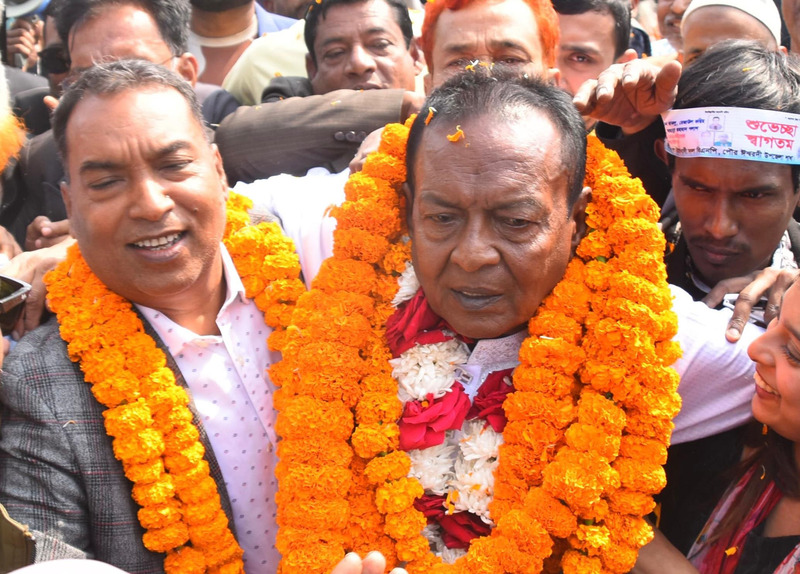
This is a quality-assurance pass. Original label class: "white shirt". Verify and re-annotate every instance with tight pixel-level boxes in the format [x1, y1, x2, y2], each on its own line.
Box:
[137, 245, 280, 572]
[233, 167, 348, 288]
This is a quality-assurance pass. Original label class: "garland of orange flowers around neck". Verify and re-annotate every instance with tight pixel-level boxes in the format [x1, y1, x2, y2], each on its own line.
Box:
[44, 192, 305, 574]
[270, 116, 682, 574]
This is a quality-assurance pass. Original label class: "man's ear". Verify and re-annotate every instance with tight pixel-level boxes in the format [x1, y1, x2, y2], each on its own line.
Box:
[546, 66, 561, 87]
[409, 38, 425, 76]
[570, 186, 591, 252]
[654, 138, 669, 166]
[60, 180, 73, 219]
[175, 52, 199, 87]
[402, 181, 414, 232]
[210, 143, 230, 198]
[423, 72, 432, 95]
[306, 53, 317, 81]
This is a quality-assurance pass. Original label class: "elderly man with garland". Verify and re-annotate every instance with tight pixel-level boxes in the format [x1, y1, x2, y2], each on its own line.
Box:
[264, 66, 767, 572]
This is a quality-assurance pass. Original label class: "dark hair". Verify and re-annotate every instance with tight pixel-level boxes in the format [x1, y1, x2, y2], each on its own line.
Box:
[304, 0, 413, 65]
[57, 0, 190, 56]
[672, 39, 800, 190]
[552, 0, 632, 60]
[406, 66, 587, 210]
[52, 59, 205, 162]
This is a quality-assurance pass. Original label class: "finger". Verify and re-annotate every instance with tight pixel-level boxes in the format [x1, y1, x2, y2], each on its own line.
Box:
[19, 269, 47, 337]
[702, 276, 756, 308]
[653, 60, 681, 108]
[726, 288, 766, 342]
[44, 96, 59, 112]
[360, 552, 386, 574]
[764, 269, 800, 323]
[331, 552, 362, 574]
[572, 78, 600, 113]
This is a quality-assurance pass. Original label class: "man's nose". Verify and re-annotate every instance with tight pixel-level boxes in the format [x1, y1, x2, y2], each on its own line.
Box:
[346, 44, 377, 76]
[450, 220, 501, 272]
[129, 177, 175, 221]
[705, 198, 738, 239]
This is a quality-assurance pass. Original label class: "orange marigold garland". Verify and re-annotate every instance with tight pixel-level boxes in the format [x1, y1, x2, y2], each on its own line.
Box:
[273, 116, 681, 573]
[44, 192, 304, 574]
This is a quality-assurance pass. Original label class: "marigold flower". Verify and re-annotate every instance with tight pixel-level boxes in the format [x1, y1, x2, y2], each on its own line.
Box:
[523, 488, 577, 539]
[364, 451, 411, 484]
[143, 521, 190, 553]
[164, 546, 206, 574]
[613, 457, 666, 494]
[138, 500, 183, 530]
[375, 476, 424, 514]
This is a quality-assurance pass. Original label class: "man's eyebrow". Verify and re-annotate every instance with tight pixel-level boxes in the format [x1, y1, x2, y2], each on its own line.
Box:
[417, 191, 544, 211]
[559, 43, 601, 56]
[78, 141, 193, 175]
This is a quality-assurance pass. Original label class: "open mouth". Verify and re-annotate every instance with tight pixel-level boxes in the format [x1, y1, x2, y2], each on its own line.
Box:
[754, 370, 779, 396]
[131, 232, 184, 251]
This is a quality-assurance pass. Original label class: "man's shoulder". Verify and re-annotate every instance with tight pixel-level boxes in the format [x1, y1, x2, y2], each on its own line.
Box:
[261, 76, 314, 102]
[1, 318, 84, 403]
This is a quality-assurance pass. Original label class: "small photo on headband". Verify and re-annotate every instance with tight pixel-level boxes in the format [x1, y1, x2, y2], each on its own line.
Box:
[661, 106, 800, 165]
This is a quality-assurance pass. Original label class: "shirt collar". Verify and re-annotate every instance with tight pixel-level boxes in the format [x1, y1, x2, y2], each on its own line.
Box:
[134, 243, 248, 355]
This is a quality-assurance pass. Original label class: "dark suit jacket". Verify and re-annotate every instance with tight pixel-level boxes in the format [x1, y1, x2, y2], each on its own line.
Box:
[13, 86, 51, 136]
[0, 317, 235, 573]
[214, 80, 407, 184]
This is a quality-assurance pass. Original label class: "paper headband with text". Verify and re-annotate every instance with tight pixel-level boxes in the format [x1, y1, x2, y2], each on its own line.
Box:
[661, 107, 800, 165]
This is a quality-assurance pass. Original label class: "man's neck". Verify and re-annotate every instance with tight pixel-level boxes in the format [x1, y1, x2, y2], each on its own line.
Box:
[191, 3, 255, 38]
[150, 271, 227, 336]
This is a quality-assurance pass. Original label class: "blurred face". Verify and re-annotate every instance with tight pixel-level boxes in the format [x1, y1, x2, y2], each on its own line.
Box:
[785, 0, 800, 53]
[408, 112, 586, 339]
[427, 0, 553, 89]
[748, 283, 800, 442]
[557, 9, 620, 95]
[42, 16, 68, 97]
[61, 87, 229, 312]
[67, 5, 197, 86]
[656, 0, 691, 51]
[682, 6, 777, 66]
[306, 0, 423, 94]
[671, 156, 799, 287]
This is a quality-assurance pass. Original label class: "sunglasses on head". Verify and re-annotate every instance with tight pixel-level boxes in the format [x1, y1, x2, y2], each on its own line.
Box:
[38, 45, 70, 76]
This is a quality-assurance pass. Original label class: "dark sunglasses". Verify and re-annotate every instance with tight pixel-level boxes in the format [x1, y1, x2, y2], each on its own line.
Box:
[38, 45, 71, 76]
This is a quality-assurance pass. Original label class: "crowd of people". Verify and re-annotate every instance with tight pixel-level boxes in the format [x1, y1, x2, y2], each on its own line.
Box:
[0, 0, 798, 573]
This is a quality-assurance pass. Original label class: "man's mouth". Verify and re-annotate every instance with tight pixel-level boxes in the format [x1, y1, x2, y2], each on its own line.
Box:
[690, 239, 745, 266]
[131, 232, 184, 250]
[451, 289, 502, 310]
[754, 370, 780, 396]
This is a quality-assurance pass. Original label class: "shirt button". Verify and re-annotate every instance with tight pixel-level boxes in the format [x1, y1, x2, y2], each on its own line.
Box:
[334, 131, 346, 141]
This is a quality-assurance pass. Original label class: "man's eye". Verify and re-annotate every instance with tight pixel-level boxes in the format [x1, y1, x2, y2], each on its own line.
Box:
[162, 160, 191, 172]
[502, 217, 531, 228]
[370, 39, 391, 52]
[88, 177, 122, 190]
[323, 49, 345, 60]
[430, 213, 455, 224]
[500, 56, 525, 65]
[447, 58, 471, 69]
[569, 53, 591, 64]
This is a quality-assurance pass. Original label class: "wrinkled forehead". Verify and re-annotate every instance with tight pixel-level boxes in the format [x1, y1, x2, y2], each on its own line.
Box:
[411, 111, 569, 196]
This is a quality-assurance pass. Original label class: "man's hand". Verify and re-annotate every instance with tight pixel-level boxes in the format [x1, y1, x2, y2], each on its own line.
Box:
[2, 237, 74, 338]
[573, 59, 681, 135]
[703, 267, 800, 342]
[6, 18, 43, 71]
[0, 225, 23, 265]
[401, 91, 426, 122]
[349, 127, 384, 173]
[331, 552, 406, 574]
[25, 217, 71, 251]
